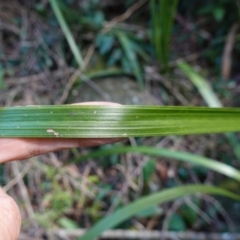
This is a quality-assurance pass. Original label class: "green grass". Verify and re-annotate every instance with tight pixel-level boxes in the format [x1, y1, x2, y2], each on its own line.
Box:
[151, 0, 178, 68]
[49, 0, 84, 70]
[75, 146, 240, 182]
[178, 62, 240, 161]
[80, 185, 240, 239]
[76, 145, 240, 239]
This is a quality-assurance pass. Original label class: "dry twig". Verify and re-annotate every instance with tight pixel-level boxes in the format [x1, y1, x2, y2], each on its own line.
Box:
[104, 0, 148, 32]
[221, 24, 239, 79]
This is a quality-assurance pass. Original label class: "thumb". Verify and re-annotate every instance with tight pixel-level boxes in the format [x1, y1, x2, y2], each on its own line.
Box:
[0, 188, 21, 240]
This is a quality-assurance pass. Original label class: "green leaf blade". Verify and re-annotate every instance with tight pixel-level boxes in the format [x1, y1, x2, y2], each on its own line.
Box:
[178, 61, 240, 161]
[0, 105, 240, 138]
[77, 146, 240, 182]
[116, 32, 144, 89]
[79, 185, 240, 240]
[49, 0, 84, 69]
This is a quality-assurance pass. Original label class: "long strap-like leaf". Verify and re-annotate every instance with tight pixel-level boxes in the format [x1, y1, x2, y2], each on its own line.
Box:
[0, 105, 239, 138]
[79, 185, 240, 240]
[76, 146, 240, 182]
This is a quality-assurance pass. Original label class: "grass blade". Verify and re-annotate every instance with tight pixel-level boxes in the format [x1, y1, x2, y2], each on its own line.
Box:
[80, 185, 240, 240]
[0, 105, 240, 138]
[178, 62, 221, 107]
[150, 0, 159, 52]
[76, 146, 240, 182]
[116, 31, 144, 89]
[87, 69, 130, 79]
[178, 61, 240, 160]
[151, 0, 178, 67]
[49, 0, 84, 69]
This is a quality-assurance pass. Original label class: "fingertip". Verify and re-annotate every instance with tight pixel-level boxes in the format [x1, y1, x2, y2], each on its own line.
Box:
[0, 188, 21, 240]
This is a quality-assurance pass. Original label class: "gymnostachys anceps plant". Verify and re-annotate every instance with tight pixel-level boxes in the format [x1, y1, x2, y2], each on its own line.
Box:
[0, 105, 240, 137]
[1, 104, 240, 240]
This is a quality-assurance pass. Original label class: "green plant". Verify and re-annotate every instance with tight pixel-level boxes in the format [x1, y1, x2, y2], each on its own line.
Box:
[197, 0, 239, 23]
[94, 30, 149, 89]
[1, 105, 240, 137]
[49, 0, 84, 69]
[178, 62, 240, 160]
[74, 145, 240, 239]
[150, 0, 178, 68]
[75, 146, 240, 182]
[79, 185, 240, 239]
[34, 165, 76, 228]
[3, 0, 240, 238]
[116, 31, 145, 88]
[49, 0, 149, 89]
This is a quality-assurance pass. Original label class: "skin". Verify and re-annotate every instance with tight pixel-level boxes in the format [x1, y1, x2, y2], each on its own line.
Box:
[0, 102, 121, 240]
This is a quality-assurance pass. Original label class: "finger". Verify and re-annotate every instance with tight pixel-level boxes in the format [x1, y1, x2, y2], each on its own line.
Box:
[0, 102, 122, 163]
[0, 188, 21, 240]
[0, 137, 121, 163]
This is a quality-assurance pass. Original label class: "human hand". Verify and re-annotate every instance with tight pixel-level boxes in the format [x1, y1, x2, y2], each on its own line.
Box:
[0, 102, 120, 240]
